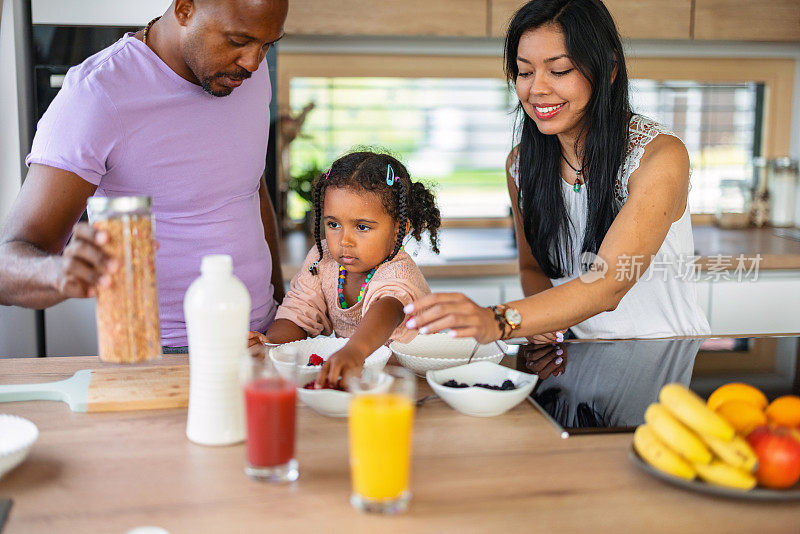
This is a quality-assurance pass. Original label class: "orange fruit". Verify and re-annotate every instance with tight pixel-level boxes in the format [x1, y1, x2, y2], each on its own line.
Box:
[765, 395, 800, 427]
[714, 399, 768, 435]
[707, 383, 768, 412]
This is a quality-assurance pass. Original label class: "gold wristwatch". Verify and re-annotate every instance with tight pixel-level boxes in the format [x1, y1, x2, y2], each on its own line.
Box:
[490, 304, 522, 339]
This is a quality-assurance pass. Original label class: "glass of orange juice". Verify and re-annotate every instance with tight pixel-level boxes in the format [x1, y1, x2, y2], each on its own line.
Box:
[348, 366, 415, 514]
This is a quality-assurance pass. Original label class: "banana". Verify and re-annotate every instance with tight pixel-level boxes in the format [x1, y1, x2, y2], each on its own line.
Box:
[644, 403, 712, 464]
[659, 383, 735, 441]
[633, 424, 696, 480]
[699, 432, 758, 473]
[693, 460, 756, 491]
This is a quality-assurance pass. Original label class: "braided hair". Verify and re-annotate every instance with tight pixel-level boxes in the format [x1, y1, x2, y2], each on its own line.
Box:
[309, 151, 441, 275]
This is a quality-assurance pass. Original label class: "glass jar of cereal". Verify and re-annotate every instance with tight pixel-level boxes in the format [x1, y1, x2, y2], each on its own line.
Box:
[87, 196, 160, 363]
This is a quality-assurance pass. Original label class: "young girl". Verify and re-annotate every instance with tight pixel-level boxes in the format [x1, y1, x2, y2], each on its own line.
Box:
[251, 151, 441, 388]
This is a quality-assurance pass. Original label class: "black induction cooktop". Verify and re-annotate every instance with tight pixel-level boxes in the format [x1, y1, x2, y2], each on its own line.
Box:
[514, 336, 800, 437]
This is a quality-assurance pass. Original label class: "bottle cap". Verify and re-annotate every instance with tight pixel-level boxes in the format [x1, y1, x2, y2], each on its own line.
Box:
[87, 195, 151, 219]
[200, 254, 233, 275]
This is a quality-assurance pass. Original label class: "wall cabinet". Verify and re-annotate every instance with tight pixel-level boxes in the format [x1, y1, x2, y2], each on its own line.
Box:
[490, 0, 692, 40]
[694, 0, 800, 42]
[284, 0, 488, 37]
[284, 1, 798, 43]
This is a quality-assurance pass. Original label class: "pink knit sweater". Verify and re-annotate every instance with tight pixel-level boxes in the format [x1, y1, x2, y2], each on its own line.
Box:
[274, 241, 430, 343]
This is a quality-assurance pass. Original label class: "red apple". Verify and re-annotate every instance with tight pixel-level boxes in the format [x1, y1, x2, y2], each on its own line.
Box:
[746, 425, 800, 489]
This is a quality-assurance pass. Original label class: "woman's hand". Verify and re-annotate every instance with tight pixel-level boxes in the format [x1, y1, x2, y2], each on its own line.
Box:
[518, 343, 566, 380]
[404, 293, 501, 344]
[316, 346, 365, 390]
[527, 330, 565, 345]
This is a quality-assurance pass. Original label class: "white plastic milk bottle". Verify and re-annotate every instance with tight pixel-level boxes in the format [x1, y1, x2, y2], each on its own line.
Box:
[184, 254, 250, 445]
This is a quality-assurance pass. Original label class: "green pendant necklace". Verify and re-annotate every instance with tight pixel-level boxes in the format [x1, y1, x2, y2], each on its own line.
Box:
[561, 153, 585, 192]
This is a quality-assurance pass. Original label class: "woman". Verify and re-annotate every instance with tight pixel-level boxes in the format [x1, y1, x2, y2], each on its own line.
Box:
[405, 0, 710, 342]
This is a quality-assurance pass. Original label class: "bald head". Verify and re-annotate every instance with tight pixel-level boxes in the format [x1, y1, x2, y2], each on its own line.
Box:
[173, 0, 288, 96]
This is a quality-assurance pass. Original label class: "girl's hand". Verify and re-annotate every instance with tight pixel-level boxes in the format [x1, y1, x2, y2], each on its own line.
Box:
[316, 346, 365, 390]
[527, 330, 565, 345]
[404, 293, 501, 344]
[247, 330, 269, 348]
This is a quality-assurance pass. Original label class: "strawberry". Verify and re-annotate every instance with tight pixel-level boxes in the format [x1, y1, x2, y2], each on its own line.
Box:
[307, 353, 324, 366]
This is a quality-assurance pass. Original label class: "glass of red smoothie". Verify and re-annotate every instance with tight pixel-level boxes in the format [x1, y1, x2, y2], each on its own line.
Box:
[242, 345, 299, 482]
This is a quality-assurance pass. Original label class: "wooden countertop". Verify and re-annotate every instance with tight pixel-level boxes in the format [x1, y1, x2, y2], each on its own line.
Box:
[1, 355, 798, 533]
[280, 226, 800, 281]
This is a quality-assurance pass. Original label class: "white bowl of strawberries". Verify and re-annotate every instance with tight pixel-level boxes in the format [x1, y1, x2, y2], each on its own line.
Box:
[269, 336, 391, 386]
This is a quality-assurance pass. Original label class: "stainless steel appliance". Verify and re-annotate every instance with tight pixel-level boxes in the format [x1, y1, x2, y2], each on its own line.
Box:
[522, 336, 800, 437]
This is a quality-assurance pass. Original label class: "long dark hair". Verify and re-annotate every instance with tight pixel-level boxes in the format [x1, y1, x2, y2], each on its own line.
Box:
[504, 0, 631, 278]
[310, 151, 441, 274]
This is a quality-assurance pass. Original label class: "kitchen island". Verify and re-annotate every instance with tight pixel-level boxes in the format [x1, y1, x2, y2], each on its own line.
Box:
[0, 350, 798, 533]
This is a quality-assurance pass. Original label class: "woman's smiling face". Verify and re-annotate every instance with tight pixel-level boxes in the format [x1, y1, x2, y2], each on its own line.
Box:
[515, 24, 593, 141]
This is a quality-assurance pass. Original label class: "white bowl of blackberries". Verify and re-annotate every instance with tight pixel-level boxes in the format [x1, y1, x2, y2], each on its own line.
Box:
[426, 361, 538, 417]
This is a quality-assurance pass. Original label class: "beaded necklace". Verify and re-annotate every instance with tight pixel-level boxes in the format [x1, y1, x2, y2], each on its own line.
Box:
[143, 16, 161, 47]
[337, 265, 376, 309]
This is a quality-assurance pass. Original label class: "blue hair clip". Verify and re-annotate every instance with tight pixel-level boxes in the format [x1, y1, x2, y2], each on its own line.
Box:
[386, 164, 396, 186]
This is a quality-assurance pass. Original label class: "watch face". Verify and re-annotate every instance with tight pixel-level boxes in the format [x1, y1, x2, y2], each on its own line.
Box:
[505, 308, 522, 326]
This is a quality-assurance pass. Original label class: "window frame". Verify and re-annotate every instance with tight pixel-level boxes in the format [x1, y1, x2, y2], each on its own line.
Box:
[277, 53, 795, 226]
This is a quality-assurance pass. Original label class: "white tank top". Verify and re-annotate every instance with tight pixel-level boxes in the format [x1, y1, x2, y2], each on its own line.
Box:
[513, 115, 711, 338]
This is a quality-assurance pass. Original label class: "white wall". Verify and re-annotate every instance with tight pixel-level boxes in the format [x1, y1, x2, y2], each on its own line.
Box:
[0, 0, 39, 358]
[31, 0, 167, 26]
[0, 0, 22, 223]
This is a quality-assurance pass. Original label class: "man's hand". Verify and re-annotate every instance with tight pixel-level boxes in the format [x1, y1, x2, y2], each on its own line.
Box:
[55, 223, 118, 298]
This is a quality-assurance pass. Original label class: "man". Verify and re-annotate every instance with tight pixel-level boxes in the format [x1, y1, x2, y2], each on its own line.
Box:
[0, 0, 289, 352]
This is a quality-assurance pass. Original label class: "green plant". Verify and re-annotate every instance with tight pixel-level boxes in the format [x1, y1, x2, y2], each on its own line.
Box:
[288, 162, 324, 205]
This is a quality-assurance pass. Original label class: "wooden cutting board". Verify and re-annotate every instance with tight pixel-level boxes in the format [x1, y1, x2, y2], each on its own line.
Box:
[0, 365, 189, 412]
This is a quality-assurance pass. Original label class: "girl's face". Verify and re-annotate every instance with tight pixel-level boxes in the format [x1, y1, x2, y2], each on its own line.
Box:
[323, 187, 399, 273]
[515, 24, 592, 143]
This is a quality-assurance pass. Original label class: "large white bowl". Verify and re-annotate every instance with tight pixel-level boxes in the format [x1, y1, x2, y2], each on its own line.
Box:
[390, 333, 508, 376]
[297, 371, 393, 418]
[426, 361, 538, 417]
[270, 337, 391, 386]
[0, 414, 39, 479]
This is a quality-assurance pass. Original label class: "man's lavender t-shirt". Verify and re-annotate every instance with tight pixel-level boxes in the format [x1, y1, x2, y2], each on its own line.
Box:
[26, 34, 277, 346]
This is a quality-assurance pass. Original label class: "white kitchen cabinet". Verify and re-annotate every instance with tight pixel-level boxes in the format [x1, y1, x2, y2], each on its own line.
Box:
[695, 280, 712, 319]
[427, 279, 503, 308]
[501, 279, 525, 303]
[708, 272, 800, 335]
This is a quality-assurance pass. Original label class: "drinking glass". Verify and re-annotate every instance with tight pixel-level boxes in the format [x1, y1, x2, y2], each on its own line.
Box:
[241, 345, 299, 482]
[348, 366, 416, 514]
